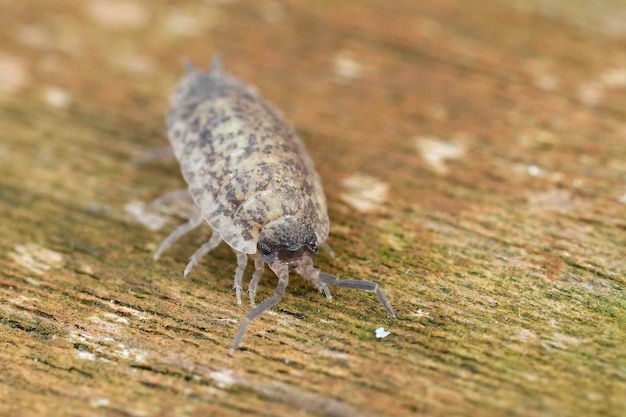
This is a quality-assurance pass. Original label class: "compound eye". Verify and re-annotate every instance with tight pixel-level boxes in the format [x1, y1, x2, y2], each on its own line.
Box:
[259, 241, 273, 257]
[307, 239, 319, 254]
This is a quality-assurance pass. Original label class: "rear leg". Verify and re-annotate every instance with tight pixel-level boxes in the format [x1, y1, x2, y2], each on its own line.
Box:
[184, 232, 222, 277]
[154, 208, 202, 260]
[133, 146, 175, 166]
[146, 188, 191, 211]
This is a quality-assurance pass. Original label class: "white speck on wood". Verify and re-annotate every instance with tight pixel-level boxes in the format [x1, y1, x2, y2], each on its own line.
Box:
[210, 369, 236, 389]
[527, 165, 545, 177]
[43, 86, 70, 108]
[333, 50, 364, 83]
[76, 350, 96, 361]
[91, 398, 110, 408]
[375, 327, 391, 339]
[415, 137, 465, 175]
[340, 174, 388, 213]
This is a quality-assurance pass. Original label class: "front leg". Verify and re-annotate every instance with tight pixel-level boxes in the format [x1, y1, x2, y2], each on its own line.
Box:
[318, 272, 397, 318]
[248, 252, 265, 306]
[233, 251, 248, 305]
[295, 257, 396, 318]
[231, 261, 290, 353]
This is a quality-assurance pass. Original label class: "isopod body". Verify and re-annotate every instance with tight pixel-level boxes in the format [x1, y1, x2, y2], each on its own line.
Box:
[154, 57, 396, 352]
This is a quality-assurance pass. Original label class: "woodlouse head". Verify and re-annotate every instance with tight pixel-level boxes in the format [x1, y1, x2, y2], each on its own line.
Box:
[258, 216, 319, 267]
[170, 67, 214, 108]
[170, 57, 255, 108]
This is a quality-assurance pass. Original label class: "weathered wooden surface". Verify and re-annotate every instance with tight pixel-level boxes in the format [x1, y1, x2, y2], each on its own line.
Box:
[1, 1, 625, 416]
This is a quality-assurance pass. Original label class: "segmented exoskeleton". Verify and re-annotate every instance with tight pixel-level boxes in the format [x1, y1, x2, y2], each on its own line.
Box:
[153, 58, 396, 352]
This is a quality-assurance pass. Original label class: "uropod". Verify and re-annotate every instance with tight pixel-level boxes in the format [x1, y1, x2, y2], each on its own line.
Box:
[153, 57, 396, 352]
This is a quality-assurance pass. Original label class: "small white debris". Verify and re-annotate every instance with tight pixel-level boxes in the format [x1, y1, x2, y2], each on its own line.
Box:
[527, 165, 545, 177]
[209, 369, 236, 389]
[43, 86, 70, 108]
[340, 174, 388, 213]
[76, 350, 96, 361]
[618, 192, 626, 204]
[415, 137, 465, 175]
[91, 398, 110, 408]
[375, 327, 391, 339]
[333, 50, 364, 83]
[124, 202, 168, 231]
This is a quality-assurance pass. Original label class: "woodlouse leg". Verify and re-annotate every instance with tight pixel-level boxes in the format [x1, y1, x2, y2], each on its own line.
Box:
[146, 188, 190, 211]
[133, 146, 175, 166]
[154, 210, 202, 261]
[233, 251, 248, 305]
[183, 232, 222, 277]
[230, 266, 289, 353]
[318, 272, 397, 319]
[247, 253, 265, 306]
[294, 259, 331, 301]
[302, 272, 333, 300]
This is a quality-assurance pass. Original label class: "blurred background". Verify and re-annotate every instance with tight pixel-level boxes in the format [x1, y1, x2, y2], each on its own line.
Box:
[0, 1, 625, 417]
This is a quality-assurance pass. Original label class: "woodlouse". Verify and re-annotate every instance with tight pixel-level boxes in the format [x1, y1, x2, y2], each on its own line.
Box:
[153, 57, 396, 352]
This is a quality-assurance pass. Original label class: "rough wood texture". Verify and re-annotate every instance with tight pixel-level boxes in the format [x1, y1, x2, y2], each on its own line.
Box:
[1, 1, 625, 416]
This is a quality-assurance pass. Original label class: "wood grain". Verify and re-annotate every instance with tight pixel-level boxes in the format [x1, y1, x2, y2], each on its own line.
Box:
[1, 1, 624, 416]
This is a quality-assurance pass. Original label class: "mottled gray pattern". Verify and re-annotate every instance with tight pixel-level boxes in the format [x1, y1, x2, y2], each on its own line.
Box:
[166, 59, 329, 254]
[157, 59, 395, 352]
